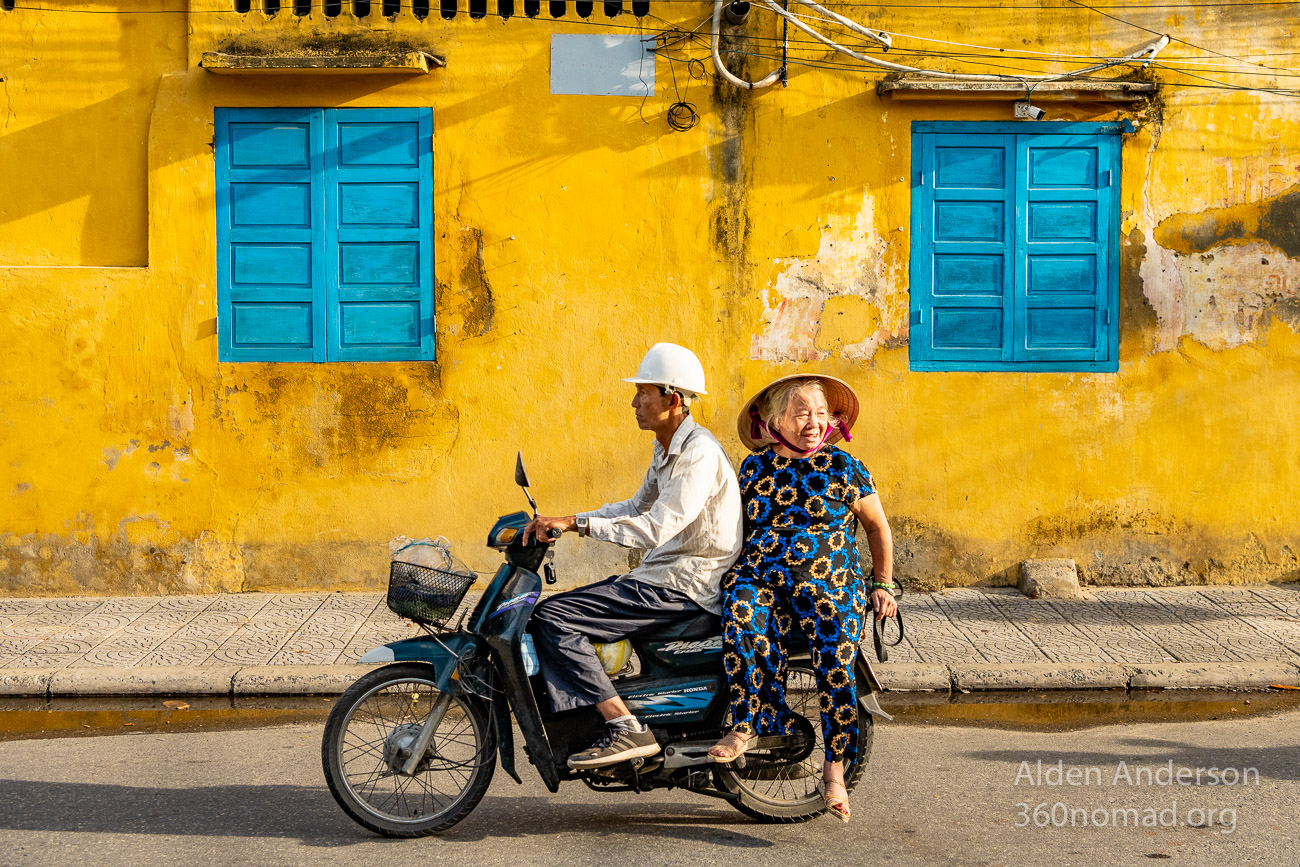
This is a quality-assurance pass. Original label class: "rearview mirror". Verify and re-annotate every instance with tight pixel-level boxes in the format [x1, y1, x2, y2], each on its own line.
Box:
[514, 451, 531, 489]
[515, 452, 538, 517]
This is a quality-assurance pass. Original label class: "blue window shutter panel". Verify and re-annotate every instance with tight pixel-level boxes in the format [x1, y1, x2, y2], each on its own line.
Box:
[216, 108, 325, 361]
[909, 122, 1120, 373]
[324, 108, 434, 362]
[1013, 132, 1115, 365]
[908, 132, 933, 366]
[910, 132, 1016, 368]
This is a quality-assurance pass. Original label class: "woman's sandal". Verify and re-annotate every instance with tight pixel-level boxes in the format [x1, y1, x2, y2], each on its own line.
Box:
[708, 730, 756, 763]
[821, 779, 851, 823]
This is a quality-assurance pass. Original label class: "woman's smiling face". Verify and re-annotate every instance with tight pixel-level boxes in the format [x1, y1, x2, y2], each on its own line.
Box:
[775, 387, 830, 455]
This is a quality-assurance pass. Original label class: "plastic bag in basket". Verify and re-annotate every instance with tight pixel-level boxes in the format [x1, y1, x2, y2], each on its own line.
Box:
[386, 537, 476, 626]
[389, 536, 467, 572]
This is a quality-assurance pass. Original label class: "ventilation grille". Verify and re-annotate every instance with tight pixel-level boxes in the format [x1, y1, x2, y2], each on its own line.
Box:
[235, 0, 647, 18]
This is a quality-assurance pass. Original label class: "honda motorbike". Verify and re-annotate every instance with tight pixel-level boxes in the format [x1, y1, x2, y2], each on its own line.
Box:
[321, 454, 892, 837]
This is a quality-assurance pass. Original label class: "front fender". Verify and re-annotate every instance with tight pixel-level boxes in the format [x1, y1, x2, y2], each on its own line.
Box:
[855, 646, 894, 721]
[359, 632, 482, 694]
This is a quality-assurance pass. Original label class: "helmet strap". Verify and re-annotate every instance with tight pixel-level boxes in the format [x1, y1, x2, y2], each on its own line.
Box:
[748, 406, 851, 456]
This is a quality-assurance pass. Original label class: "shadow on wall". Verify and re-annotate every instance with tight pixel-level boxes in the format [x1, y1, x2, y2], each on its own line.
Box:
[0, 10, 187, 266]
[0, 89, 155, 266]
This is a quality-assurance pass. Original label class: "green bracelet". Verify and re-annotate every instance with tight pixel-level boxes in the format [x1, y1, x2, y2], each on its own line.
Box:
[871, 581, 898, 591]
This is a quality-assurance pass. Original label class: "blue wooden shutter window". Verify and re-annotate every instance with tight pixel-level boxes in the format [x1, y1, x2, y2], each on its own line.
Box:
[216, 107, 434, 362]
[909, 123, 1120, 372]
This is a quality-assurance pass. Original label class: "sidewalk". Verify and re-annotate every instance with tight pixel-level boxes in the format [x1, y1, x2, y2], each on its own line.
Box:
[1, 585, 1299, 696]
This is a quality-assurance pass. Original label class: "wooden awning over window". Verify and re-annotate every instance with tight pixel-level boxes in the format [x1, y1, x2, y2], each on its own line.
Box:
[878, 79, 1155, 102]
[200, 51, 445, 74]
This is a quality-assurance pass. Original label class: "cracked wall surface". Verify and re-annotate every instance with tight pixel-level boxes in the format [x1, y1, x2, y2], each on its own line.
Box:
[2, 3, 1299, 595]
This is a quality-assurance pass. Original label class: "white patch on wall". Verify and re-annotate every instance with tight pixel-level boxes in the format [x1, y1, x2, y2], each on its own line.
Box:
[550, 34, 654, 97]
[750, 194, 898, 362]
[1142, 241, 1300, 351]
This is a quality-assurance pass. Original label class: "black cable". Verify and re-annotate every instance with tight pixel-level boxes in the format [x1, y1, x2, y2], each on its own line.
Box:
[732, 6, 1300, 79]
[636, 20, 655, 124]
[1063, 0, 1298, 75]
[723, 44, 1300, 93]
[664, 50, 700, 130]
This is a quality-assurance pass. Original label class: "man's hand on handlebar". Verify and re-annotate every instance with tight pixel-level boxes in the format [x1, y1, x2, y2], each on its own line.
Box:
[522, 515, 578, 546]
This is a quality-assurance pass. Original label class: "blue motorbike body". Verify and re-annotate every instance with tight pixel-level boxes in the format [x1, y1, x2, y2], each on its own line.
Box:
[359, 509, 890, 793]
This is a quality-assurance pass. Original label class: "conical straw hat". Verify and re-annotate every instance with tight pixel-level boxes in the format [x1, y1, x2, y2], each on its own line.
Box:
[736, 374, 860, 452]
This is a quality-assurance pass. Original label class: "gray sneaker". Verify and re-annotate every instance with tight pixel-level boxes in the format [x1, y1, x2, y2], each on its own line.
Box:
[567, 723, 660, 769]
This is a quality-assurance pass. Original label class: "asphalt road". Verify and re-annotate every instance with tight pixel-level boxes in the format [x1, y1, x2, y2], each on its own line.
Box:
[0, 706, 1296, 867]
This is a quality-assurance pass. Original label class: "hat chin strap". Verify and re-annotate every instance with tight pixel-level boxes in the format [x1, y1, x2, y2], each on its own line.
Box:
[748, 406, 852, 456]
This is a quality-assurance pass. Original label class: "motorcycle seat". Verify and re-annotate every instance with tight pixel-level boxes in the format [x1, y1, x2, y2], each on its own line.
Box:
[638, 610, 722, 642]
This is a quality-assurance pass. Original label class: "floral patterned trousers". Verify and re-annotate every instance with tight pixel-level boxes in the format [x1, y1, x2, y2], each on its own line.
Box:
[721, 573, 867, 762]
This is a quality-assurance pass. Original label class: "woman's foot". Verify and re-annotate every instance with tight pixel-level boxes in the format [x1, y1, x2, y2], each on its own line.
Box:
[821, 778, 851, 823]
[708, 730, 756, 763]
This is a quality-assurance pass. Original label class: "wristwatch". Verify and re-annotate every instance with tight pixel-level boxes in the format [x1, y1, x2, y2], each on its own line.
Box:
[576, 516, 590, 537]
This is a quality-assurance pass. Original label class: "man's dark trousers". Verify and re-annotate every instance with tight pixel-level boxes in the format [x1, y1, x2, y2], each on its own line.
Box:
[531, 575, 702, 713]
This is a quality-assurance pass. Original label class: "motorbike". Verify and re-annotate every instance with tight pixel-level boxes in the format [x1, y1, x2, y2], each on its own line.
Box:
[321, 453, 892, 837]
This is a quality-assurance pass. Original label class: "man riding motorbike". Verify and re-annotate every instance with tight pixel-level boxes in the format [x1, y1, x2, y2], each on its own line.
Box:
[522, 343, 743, 770]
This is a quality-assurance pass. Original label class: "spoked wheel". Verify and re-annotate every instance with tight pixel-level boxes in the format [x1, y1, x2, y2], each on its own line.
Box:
[714, 662, 873, 823]
[322, 663, 496, 837]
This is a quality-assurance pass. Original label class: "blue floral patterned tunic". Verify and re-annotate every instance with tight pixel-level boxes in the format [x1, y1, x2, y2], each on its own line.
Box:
[721, 445, 877, 761]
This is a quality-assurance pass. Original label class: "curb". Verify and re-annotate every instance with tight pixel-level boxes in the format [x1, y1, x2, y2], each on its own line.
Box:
[0, 661, 1297, 698]
[1125, 661, 1300, 690]
[0, 664, 383, 698]
[876, 660, 1300, 693]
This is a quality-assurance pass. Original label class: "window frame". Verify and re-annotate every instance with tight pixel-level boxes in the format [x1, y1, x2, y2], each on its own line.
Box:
[908, 121, 1124, 373]
[214, 106, 435, 363]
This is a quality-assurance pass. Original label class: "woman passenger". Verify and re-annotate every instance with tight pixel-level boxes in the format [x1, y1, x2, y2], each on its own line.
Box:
[708, 375, 897, 823]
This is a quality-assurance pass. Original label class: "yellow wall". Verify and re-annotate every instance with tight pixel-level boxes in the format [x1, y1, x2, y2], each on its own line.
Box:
[1, 1, 1297, 595]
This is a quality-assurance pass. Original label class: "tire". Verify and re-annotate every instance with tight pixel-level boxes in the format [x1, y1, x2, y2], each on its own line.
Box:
[714, 662, 874, 823]
[322, 663, 496, 837]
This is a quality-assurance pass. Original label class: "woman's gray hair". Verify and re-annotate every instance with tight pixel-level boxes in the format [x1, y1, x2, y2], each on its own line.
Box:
[760, 378, 827, 430]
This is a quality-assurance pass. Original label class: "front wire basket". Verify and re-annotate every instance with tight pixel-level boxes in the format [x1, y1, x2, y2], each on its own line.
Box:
[386, 560, 476, 627]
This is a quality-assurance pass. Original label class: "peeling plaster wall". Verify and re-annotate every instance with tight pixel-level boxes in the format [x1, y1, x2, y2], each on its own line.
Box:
[1, 2, 1299, 595]
[750, 195, 904, 363]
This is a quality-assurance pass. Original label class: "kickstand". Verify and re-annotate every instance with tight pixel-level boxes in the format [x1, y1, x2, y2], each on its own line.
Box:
[629, 757, 645, 793]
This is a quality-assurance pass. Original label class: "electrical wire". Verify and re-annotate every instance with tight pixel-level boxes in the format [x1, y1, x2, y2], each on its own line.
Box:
[15, 0, 1300, 8]
[720, 43, 1300, 94]
[732, 2, 1300, 82]
[715, 0, 1172, 86]
[652, 7, 1300, 75]
[755, 6, 1294, 71]
[664, 52, 703, 130]
[1063, 0, 1299, 74]
[7, 0, 1298, 93]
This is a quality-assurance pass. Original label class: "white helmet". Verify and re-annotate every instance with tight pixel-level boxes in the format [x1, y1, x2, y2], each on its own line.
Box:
[622, 343, 708, 397]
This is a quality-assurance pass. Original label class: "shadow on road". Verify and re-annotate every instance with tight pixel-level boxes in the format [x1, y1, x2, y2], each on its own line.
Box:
[0, 781, 775, 848]
[961, 739, 1300, 783]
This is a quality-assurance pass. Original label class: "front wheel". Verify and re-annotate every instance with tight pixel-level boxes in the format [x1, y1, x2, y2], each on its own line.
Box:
[322, 663, 496, 837]
[714, 662, 874, 823]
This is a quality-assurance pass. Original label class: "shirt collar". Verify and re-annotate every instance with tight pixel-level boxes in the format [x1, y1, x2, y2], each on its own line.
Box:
[654, 415, 698, 465]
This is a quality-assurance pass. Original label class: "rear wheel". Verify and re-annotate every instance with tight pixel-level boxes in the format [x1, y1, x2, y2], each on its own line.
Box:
[322, 663, 496, 837]
[714, 662, 874, 823]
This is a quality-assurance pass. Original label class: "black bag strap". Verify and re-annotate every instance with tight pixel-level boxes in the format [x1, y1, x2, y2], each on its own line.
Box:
[870, 578, 905, 663]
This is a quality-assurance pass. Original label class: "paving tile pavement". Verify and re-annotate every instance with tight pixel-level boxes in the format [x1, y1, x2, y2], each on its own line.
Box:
[2, 585, 1299, 675]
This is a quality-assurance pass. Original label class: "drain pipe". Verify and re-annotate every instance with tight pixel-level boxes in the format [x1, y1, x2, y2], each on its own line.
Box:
[711, 0, 784, 90]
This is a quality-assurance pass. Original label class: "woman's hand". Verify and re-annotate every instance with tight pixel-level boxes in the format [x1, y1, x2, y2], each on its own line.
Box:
[869, 588, 897, 621]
